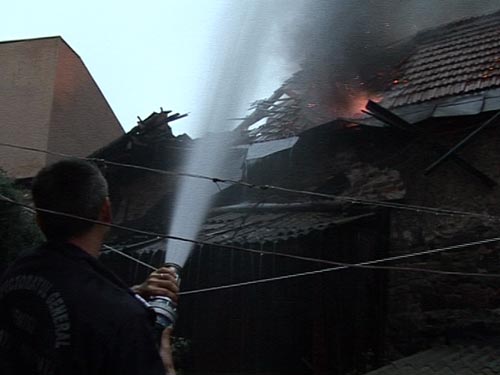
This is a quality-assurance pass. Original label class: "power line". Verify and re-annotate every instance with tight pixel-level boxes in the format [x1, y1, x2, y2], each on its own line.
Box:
[112, 237, 500, 295]
[5, 193, 500, 275]
[4, 193, 500, 296]
[102, 244, 157, 271]
[0, 194, 385, 268]
[105, 237, 500, 297]
[1, 141, 499, 222]
[179, 236, 500, 295]
[99, 235, 500, 296]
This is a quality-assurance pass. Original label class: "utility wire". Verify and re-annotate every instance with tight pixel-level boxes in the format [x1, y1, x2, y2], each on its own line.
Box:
[1, 141, 499, 222]
[108, 234, 500, 282]
[101, 236, 500, 297]
[179, 236, 500, 295]
[5, 194, 500, 277]
[105, 237, 500, 297]
[3, 143, 500, 294]
[102, 244, 157, 271]
[0, 194, 388, 268]
[5, 194, 500, 296]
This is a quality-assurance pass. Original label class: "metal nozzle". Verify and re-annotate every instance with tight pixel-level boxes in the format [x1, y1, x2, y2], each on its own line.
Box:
[149, 264, 181, 330]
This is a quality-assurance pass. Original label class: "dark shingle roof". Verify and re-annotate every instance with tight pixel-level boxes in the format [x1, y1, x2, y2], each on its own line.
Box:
[383, 11, 500, 109]
[108, 210, 374, 250]
[199, 211, 374, 245]
[365, 342, 500, 375]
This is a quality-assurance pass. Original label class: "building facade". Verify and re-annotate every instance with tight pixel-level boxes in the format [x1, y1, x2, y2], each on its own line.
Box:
[0, 36, 123, 179]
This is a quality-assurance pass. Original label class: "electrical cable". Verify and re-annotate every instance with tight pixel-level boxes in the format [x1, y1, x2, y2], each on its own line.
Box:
[179, 236, 500, 295]
[1, 141, 499, 222]
[101, 237, 500, 296]
[5, 194, 500, 277]
[0, 194, 387, 268]
[5, 194, 500, 297]
[102, 244, 157, 271]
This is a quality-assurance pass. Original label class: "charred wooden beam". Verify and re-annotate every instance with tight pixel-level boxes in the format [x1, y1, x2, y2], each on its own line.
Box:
[365, 100, 416, 133]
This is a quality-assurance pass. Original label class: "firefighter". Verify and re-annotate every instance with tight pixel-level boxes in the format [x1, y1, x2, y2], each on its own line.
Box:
[0, 159, 178, 375]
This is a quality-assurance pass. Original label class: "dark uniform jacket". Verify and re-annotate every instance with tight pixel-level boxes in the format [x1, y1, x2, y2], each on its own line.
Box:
[0, 241, 166, 375]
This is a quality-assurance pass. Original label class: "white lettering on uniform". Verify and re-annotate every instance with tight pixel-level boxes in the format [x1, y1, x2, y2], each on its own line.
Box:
[46, 292, 71, 348]
[1, 275, 72, 349]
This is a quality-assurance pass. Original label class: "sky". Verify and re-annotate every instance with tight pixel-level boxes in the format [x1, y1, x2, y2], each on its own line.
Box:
[1, 0, 297, 137]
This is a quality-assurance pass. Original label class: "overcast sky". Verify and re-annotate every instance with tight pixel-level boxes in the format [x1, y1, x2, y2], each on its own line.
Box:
[1, 0, 297, 137]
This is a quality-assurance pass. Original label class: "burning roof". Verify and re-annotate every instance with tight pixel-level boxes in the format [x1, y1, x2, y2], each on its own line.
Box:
[364, 10, 500, 126]
[240, 9, 500, 139]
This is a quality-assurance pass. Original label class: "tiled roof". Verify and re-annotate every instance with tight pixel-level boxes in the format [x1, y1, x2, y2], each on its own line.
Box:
[383, 10, 500, 109]
[364, 342, 500, 375]
[199, 211, 374, 244]
[108, 209, 375, 249]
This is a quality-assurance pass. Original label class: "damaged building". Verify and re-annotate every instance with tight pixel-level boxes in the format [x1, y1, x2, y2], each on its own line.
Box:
[98, 9, 500, 375]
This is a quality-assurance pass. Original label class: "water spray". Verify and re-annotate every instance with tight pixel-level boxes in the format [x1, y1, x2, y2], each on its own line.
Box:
[148, 1, 274, 339]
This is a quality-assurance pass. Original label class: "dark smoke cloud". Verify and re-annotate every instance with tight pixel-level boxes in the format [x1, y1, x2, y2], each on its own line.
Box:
[285, 0, 500, 81]
[252, 0, 500, 114]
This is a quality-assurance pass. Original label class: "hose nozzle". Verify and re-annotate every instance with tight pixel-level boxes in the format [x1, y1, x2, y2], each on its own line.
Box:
[149, 264, 181, 331]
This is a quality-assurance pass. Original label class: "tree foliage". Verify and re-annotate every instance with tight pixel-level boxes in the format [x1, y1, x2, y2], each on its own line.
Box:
[0, 171, 43, 273]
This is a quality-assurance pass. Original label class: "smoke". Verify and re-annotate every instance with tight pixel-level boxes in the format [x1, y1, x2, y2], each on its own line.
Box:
[286, 0, 500, 78]
[269, 0, 500, 111]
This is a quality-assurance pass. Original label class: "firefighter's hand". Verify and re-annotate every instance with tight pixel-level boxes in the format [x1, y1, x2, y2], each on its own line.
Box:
[159, 327, 176, 375]
[131, 267, 179, 301]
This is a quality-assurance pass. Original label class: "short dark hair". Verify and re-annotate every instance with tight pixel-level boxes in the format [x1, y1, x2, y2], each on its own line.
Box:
[32, 159, 108, 240]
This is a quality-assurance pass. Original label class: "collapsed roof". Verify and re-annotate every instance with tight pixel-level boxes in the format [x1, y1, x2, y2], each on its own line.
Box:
[238, 10, 500, 137]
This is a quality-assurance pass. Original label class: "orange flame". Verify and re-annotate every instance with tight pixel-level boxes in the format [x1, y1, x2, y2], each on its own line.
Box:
[335, 90, 382, 118]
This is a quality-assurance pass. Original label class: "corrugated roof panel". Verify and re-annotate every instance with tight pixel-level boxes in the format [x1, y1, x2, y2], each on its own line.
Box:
[361, 87, 500, 127]
[483, 96, 500, 112]
[433, 94, 484, 117]
[246, 136, 298, 160]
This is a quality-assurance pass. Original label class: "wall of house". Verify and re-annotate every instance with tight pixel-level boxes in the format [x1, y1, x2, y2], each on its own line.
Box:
[0, 37, 124, 179]
[0, 38, 57, 178]
[47, 38, 123, 164]
[382, 117, 500, 359]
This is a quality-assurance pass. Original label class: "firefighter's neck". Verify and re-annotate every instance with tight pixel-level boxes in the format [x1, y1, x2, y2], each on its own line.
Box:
[69, 227, 107, 258]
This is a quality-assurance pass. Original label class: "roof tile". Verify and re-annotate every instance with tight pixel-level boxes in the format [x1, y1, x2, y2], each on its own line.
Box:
[386, 11, 500, 108]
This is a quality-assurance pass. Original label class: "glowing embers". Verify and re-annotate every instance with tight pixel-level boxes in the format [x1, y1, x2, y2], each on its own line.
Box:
[324, 84, 382, 119]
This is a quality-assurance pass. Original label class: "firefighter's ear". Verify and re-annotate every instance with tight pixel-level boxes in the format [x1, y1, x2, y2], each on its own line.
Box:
[99, 197, 112, 224]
